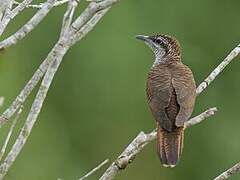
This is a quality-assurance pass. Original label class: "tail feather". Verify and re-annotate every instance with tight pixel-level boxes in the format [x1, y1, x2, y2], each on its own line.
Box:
[157, 123, 184, 167]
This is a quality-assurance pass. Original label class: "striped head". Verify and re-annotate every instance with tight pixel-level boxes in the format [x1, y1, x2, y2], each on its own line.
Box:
[136, 34, 181, 64]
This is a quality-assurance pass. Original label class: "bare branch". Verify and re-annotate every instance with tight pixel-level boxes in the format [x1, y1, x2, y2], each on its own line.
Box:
[0, 42, 64, 128]
[10, 0, 33, 18]
[86, 0, 104, 2]
[0, 106, 23, 162]
[214, 162, 240, 180]
[79, 159, 109, 180]
[0, 1, 116, 128]
[0, 0, 15, 21]
[0, 36, 71, 179]
[13, 0, 69, 9]
[196, 43, 240, 95]
[0, 0, 57, 49]
[184, 107, 217, 128]
[70, 8, 109, 45]
[99, 130, 156, 180]
[60, 0, 79, 37]
[0, 0, 12, 20]
[0, 0, 33, 35]
[71, 0, 119, 31]
[99, 108, 217, 180]
[0, 0, 120, 178]
[0, 12, 74, 174]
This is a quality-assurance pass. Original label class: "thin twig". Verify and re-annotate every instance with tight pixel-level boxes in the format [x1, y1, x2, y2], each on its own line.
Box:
[71, 0, 119, 31]
[79, 159, 109, 180]
[0, 0, 11, 20]
[184, 107, 217, 128]
[70, 8, 109, 46]
[86, 0, 103, 2]
[10, 0, 33, 18]
[0, 0, 33, 35]
[0, 105, 23, 162]
[0, 42, 65, 128]
[13, 0, 69, 9]
[0, 0, 57, 49]
[0, 0, 14, 22]
[214, 162, 240, 180]
[196, 43, 240, 95]
[60, 0, 79, 37]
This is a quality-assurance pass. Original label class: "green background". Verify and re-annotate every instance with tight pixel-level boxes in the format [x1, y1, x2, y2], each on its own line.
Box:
[0, 0, 240, 179]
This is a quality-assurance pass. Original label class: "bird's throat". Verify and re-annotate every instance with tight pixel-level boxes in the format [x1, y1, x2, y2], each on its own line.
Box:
[152, 56, 166, 67]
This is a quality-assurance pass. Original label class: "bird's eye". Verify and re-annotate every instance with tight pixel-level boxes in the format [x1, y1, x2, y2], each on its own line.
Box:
[155, 39, 161, 44]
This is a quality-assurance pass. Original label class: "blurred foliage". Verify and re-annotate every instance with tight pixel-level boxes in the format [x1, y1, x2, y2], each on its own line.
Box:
[0, 0, 240, 179]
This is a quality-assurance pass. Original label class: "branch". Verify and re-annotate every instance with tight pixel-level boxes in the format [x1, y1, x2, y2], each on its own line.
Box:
[214, 162, 240, 180]
[0, 39, 71, 179]
[0, 0, 57, 50]
[0, 0, 33, 35]
[71, 0, 119, 31]
[0, 0, 120, 178]
[79, 159, 109, 180]
[0, 0, 119, 128]
[99, 108, 217, 180]
[0, 43, 60, 128]
[0, 0, 14, 21]
[70, 8, 109, 46]
[60, 0, 78, 37]
[0, 0, 74, 124]
[184, 107, 217, 128]
[0, 105, 23, 161]
[100, 43, 240, 179]
[13, 0, 69, 9]
[0, 0, 9, 20]
[196, 43, 240, 95]
[0, 0, 77, 176]
[9, 0, 33, 18]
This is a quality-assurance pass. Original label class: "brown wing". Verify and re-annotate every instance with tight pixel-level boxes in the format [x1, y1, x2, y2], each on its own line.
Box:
[171, 63, 196, 127]
[147, 64, 173, 131]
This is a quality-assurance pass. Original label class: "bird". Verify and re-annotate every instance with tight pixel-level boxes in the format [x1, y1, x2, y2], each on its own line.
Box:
[136, 34, 196, 167]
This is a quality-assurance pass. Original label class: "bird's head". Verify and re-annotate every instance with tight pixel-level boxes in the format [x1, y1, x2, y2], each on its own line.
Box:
[136, 34, 181, 63]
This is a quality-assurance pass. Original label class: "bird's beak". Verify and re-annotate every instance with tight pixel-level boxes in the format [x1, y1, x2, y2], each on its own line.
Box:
[135, 35, 149, 41]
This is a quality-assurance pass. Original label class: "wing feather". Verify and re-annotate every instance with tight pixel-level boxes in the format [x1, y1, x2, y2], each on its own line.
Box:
[171, 63, 196, 127]
[147, 64, 173, 131]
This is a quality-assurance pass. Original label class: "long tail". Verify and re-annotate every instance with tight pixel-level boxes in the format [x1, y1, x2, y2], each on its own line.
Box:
[157, 123, 184, 167]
